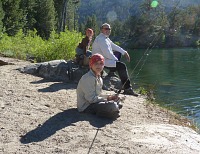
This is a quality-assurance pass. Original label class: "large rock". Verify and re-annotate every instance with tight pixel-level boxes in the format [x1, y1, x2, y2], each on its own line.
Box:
[18, 60, 122, 90]
[0, 59, 14, 66]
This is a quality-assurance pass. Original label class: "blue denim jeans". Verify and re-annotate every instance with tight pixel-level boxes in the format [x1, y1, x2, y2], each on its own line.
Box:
[76, 47, 92, 57]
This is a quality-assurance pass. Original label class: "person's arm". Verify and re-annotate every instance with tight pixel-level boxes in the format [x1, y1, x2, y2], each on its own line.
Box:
[110, 40, 130, 62]
[86, 37, 92, 50]
[81, 37, 90, 55]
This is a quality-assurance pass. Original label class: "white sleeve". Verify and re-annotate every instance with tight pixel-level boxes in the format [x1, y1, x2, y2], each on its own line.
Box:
[110, 39, 127, 55]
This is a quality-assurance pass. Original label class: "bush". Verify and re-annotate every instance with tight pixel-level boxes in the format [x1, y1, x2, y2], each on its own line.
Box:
[0, 29, 83, 62]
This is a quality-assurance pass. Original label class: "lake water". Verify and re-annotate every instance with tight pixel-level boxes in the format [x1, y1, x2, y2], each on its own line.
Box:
[127, 48, 200, 125]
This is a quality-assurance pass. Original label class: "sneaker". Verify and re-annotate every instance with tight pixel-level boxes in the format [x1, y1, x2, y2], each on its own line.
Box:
[123, 87, 139, 96]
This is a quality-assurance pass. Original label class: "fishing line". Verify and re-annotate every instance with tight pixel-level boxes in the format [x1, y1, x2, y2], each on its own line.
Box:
[114, 1, 166, 94]
[132, 30, 163, 82]
[87, 128, 100, 154]
[87, 1, 167, 153]
[117, 29, 163, 94]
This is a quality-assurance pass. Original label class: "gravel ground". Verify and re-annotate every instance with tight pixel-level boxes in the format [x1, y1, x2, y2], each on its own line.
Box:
[1, 57, 200, 154]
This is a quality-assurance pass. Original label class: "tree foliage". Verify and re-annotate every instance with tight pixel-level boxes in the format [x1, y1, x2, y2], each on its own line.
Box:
[0, 29, 82, 61]
[2, 0, 25, 36]
[20, 0, 37, 33]
[34, 0, 56, 39]
[0, 0, 200, 51]
[54, 0, 80, 32]
[0, 1, 4, 33]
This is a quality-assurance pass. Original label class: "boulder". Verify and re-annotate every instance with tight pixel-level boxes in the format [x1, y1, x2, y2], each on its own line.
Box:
[18, 60, 122, 90]
[0, 59, 14, 66]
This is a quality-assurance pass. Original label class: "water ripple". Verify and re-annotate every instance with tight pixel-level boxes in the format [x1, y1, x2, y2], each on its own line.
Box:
[177, 97, 200, 102]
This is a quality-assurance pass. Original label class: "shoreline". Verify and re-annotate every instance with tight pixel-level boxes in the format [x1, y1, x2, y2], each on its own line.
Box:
[1, 56, 200, 154]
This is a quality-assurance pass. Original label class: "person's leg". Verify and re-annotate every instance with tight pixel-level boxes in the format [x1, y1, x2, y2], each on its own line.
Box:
[115, 61, 139, 96]
[115, 61, 131, 89]
[113, 51, 122, 61]
[75, 48, 84, 66]
[106, 67, 118, 77]
[84, 101, 120, 119]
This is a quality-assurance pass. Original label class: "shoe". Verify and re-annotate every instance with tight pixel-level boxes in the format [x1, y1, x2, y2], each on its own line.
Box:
[123, 87, 139, 96]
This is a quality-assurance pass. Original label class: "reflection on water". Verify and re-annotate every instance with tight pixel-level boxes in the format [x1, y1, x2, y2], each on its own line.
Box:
[127, 48, 200, 125]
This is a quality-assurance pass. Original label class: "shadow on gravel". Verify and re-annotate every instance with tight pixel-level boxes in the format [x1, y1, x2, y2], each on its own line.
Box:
[30, 78, 77, 92]
[20, 108, 114, 144]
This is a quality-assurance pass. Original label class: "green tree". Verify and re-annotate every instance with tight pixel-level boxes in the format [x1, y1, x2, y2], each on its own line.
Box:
[0, 1, 4, 33]
[35, 0, 56, 39]
[165, 2, 184, 47]
[20, 0, 37, 33]
[54, 0, 80, 32]
[182, 5, 200, 37]
[193, 5, 200, 36]
[84, 15, 99, 37]
[124, 0, 168, 48]
[2, 0, 25, 36]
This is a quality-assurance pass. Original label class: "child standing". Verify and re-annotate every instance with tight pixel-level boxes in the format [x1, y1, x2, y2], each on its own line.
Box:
[76, 53, 122, 119]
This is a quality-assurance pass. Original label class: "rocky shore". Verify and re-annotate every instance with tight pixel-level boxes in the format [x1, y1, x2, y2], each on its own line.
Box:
[1, 57, 200, 154]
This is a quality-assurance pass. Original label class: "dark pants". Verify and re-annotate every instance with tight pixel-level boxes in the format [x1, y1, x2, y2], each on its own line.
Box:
[105, 61, 131, 89]
[113, 51, 122, 61]
[83, 101, 120, 119]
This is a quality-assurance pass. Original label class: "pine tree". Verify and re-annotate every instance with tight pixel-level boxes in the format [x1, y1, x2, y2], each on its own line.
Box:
[20, 0, 37, 33]
[35, 0, 56, 39]
[0, 1, 5, 33]
[84, 15, 99, 37]
[2, 0, 25, 36]
[54, 0, 80, 32]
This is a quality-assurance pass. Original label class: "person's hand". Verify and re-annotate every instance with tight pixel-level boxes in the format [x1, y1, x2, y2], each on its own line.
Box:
[107, 94, 120, 101]
[124, 52, 130, 62]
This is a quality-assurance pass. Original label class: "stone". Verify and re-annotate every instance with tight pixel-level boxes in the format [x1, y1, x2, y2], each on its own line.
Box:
[18, 60, 122, 91]
[0, 60, 14, 66]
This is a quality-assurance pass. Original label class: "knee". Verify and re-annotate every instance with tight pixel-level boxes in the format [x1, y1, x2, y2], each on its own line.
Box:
[105, 102, 119, 112]
[116, 61, 127, 70]
[96, 102, 120, 119]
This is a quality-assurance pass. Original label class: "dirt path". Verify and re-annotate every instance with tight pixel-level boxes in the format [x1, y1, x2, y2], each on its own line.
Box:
[1, 57, 200, 154]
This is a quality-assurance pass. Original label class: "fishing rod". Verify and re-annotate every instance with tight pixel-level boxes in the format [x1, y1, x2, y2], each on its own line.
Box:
[116, 29, 164, 95]
[116, 0, 182, 95]
[87, 128, 100, 154]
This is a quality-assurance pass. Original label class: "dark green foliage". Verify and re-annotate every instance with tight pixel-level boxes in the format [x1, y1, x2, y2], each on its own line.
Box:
[78, 0, 200, 48]
[0, 1, 4, 33]
[34, 0, 56, 39]
[54, 0, 80, 32]
[84, 15, 99, 37]
[2, 0, 25, 36]
[20, 0, 37, 33]
[0, 0, 200, 51]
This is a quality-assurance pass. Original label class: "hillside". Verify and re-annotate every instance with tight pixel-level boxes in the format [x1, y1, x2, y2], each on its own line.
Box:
[78, 0, 200, 22]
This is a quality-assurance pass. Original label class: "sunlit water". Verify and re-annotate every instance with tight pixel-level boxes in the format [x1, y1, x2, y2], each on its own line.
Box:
[127, 48, 200, 125]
